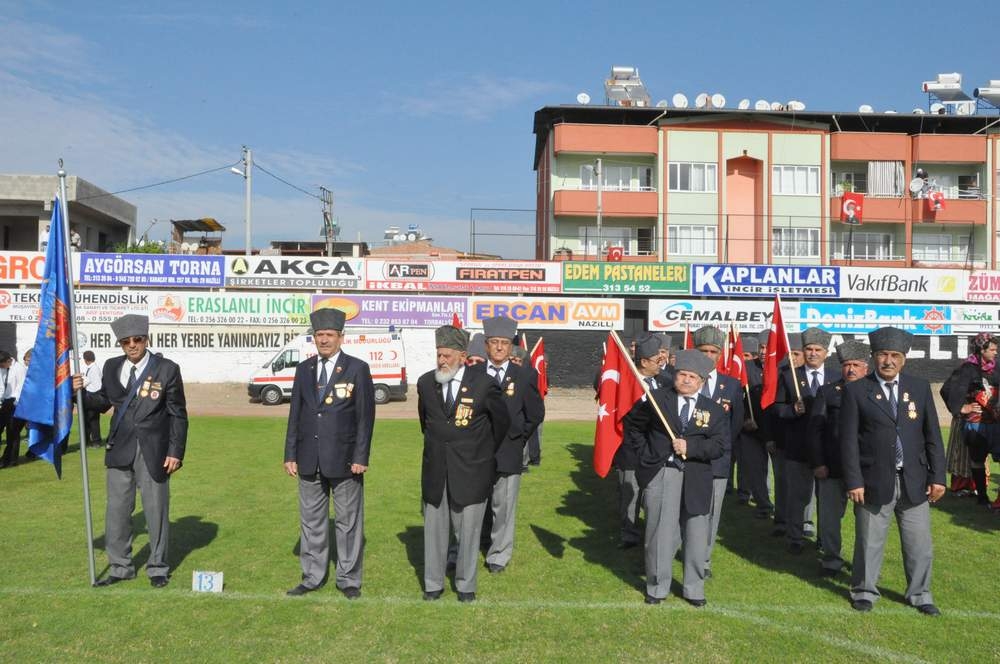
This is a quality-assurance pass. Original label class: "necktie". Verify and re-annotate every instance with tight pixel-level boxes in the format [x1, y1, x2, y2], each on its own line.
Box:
[317, 360, 328, 398]
[490, 366, 503, 385]
[445, 380, 455, 412]
[700, 380, 711, 398]
[645, 377, 656, 391]
[810, 371, 820, 396]
[887, 381, 904, 469]
[125, 366, 137, 393]
[680, 397, 692, 432]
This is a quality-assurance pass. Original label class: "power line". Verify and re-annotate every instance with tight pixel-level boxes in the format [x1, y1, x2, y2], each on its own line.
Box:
[253, 162, 322, 201]
[77, 162, 242, 201]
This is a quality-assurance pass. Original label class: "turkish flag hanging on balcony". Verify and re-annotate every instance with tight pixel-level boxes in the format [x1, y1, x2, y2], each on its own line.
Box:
[928, 191, 946, 212]
[841, 192, 864, 225]
[606, 246, 624, 261]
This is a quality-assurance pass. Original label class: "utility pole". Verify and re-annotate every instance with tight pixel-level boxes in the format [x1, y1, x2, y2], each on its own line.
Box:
[320, 186, 335, 257]
[595, 158, 603, 260]
[242, 146, 253, 256]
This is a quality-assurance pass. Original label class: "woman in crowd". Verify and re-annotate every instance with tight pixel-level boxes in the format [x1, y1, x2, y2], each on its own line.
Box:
[942, 332, 1000, 506]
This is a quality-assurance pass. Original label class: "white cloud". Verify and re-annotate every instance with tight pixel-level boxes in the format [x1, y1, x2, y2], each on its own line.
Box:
[394, 75, 561, 121]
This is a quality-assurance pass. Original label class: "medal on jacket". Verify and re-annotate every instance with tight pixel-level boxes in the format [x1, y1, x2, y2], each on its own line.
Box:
[506, 382, 515, 397]
[908, 402, 917, 419]
[455, 403, 473, 427]
[139, 377, 152, 398]
[325, 395, 334, 404]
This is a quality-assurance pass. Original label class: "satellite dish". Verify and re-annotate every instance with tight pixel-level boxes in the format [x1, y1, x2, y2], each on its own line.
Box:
[407, 232, 417, 241]
[695, 93, 709, 108]
[769, 101, 782, 110]
[738, 98, 750, 110]
[929, 102, 945, 114]
[956, 101, 975, 115]
[711, 93, 726, 108]
[394, 233, 406, 241]
[787, 100, 806, 111]
[672, 92, 689, 108]
[908, 178, 925, 194]
[754, 99, 769, 110]
[912, 108, 925, 114]
[858, 104, 874, 113]
[655, 99, 669, 108]
[576, 92, 591, 105]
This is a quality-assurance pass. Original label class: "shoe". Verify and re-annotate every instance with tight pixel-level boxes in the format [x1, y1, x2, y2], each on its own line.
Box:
[457, 592, 476, 602]
[704, 569, 713, 579]
[521, 466, 530, 474]
[755, 509, 771, 519]
[851, 599, 873, 612]
[423, 589, 443, 601]
[738, 496, 751, 506]
[341, 587, 361, 600]
[286, 584, 318, 596]
[487, 563, 505, 574]
[150, 576, 169, 588]
[685, 597, 707, 608]
[644, 594, 662, 605]
[618, 541, 638, 550]
[917, 603, 941, 616]
[528, 460, 540, 466]
[820, 567, 840, 577]
[787, 542, 804, 555]
[94, 576, 130, 587]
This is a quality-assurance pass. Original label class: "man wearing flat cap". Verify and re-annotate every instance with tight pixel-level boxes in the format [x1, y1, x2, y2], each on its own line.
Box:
[806, 339, 869, 577]
[840, 327, 945, 616]
[739, 331, 774, 519]
[691, 326, 743, 578]
[766, 331, 802, 539]
[418, 325, 509, 602]
[624, 349, 728, 607]
[474, 316, 544, 574]
[74, 314, 188, 588]
[775, 327, 834, 554]
[284, 307, 375, 599]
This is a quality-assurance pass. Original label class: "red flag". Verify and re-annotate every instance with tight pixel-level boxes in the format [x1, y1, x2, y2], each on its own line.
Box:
[519, 333, 528, 351]
[760, 295, 789, 409]
[928, 191, 946, 212]
[451, 312, 463, 328]
[726, 328, 748, 387]
[683, 324, 693, 350]
[840, 192, 864, 224]
[530, 338, 548, 399]
[593, 333, 644, 478]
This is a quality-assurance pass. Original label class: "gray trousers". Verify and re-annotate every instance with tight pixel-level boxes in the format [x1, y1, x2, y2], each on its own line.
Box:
[785, 459, 816, 544]
[105, 444, 170, 579]
[850, 474, 934, 606]
[424, 485, 487, 594]
[770, 447, 787, 526]
[486, 473, 522, 568]
[681, 510, 711, 601]
[740, 433, 772, 510]
[297, 473, 365, 590]
[705, 477, 727, 570]
[817, 476, 848, 570]
[617, 468, 642, 545]
[642, 466, 683, 600]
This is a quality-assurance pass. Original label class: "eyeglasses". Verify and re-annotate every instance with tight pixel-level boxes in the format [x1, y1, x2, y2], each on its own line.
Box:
[118, 336, 147, 346]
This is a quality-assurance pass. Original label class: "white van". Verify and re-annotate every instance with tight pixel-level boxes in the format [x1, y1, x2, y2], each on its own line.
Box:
[248, 331, 407, 405]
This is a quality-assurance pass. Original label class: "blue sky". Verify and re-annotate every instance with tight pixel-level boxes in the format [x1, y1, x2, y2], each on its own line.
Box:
[1, 1, 997, 258]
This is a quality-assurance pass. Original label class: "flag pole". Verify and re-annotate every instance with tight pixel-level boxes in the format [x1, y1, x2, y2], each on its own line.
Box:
[609, 329, 681, 447]
[775, 293, 802, 403]
[529, 338, 542, 357]
[732, 322, 757, 427]
[58, 161, 97, 587]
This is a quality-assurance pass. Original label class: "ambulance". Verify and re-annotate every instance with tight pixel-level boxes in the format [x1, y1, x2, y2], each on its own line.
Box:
[248, 330, 407, 405]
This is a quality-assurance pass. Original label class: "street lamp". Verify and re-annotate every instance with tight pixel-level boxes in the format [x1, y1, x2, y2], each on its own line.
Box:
[231, 146, 253, 256]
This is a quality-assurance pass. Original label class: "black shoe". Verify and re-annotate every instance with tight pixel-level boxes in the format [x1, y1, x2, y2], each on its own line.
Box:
[917, 603, 941, 617]
[486, 563, 505, 574]
[528, 460, 540, 466]
[820, 567, 840, 577]
[521, 466, 530, 474]
[787, 542, 804, 555]
[644, 594, 662, 605]
[94, 576, 130, 587]
[685, 597, 707, 608]
[341, 587, 361, 600]
[286, 584, 318, 597]
[457, 592, 476, 602]
[150, 576, 169, 588]
[423, 589, 443, 601]
[618, 540, 639, 550]
[851, 599, 873, 612]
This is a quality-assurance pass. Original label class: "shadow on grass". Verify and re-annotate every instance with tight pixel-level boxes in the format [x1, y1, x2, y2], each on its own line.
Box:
[932, 490, 1000, 532]
[397, 525, 425, 589]
[556, 443, 644, 593]
[93, 512, 218, 577]
[529, 524, 565, 559]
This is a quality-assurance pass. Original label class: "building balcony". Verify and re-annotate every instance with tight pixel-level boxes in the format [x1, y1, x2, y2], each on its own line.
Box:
[830, 132, 909, 161]
[911, 197, 987, 224]
[553, 123, 658, 156]
[829, 195, 908, 223]
[912, 134, 986, 163]
[553, 189, 658, 217]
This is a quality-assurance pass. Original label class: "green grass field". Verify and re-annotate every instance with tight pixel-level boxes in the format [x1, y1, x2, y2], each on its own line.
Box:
[1, 418, 998, 662]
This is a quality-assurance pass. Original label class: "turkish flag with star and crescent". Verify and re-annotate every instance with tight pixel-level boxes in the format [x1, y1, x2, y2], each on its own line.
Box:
[726, 327, 748, 387]
[593, 333, 644, 478]
[530, 338, 548, 399]
[760, 294, 789, 409]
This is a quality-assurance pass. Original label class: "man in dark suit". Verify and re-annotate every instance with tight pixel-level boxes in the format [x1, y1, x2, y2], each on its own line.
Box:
[807, 339, 869, 576]
[624, 349, 728, 607]
[74, 314, 188, 588]
[840, 327, 946, 616]
[284, 308, 375, 599]
[740, 332, 773, 518]
[475, 316, 544, 574]
[775, 327, 834, 554]
[418, 325, 509, 602]
[765, 332, 802, 537]
[692, 326, 743, 578]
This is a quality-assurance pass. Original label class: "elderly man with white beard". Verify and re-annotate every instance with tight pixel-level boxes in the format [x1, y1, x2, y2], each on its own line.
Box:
[417, 325, 509, 603]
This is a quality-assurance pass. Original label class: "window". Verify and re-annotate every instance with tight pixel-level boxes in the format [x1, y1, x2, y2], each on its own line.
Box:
[578, 226, 632, 255]
[772, 165, 819, 195]
[636, 227, 654, 255]
[833, 232, 895, 260]
[579, 164, 656, 192]
[867, 161, 905, 197]
[912, 234, 970, 262]
[832, 171, 867, 195]
[668, 225, 716, 255]
[772, 228, 820, 258]
[668, 162, 717, 192]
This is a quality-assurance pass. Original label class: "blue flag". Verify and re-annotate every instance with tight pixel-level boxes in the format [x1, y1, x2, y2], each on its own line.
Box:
[15, 197, 75, 478]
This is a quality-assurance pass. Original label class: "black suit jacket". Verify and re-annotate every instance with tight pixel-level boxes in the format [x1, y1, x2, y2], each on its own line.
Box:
[705, 371, 744, 478]
[471, 362, 545, 474]
[417, 368, 509, 508]
[806, 379, 847, 477]
[284, 351, 375, 478]
[95, 353, 188, 483]
[625, 387, 727, 515]
[840, 373, 946, 508]
[775, 364, 836, 462]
